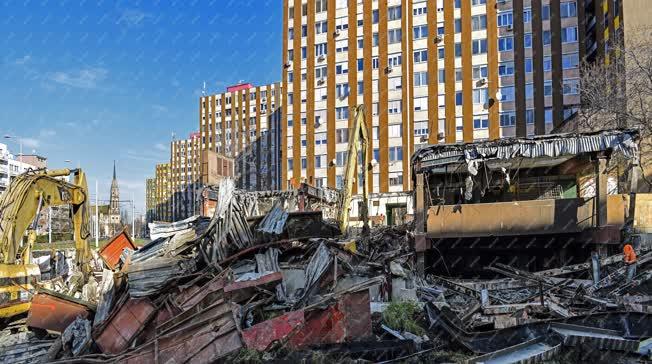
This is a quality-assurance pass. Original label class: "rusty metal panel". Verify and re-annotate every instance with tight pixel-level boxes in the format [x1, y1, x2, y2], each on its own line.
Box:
[223, 272, 283, 302]
[99, 229, 137, 269]
[95, 297, 156, 354]
[243, 310, 305, 351]
[27, 291, 92, 332]
[288, 291, 371, 350]
[426, 198, 595, 238]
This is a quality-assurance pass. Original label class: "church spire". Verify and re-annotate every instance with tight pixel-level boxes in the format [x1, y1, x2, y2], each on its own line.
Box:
[113, 160, 116, 180]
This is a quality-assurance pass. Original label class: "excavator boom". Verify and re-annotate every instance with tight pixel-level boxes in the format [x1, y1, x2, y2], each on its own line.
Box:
[0, 168, 90, 318]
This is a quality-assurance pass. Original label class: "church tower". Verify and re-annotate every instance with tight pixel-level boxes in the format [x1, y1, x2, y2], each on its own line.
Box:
[109, 161, 121, 228]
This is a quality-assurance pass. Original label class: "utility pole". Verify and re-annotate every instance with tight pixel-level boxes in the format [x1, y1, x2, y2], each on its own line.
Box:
[132, 192, 135, 238]
[95, 179, 99, 248]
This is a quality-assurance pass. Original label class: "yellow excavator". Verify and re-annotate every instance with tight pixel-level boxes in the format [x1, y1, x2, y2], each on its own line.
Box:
[0, 168, 91, 318]
[338, 105, 371, 235]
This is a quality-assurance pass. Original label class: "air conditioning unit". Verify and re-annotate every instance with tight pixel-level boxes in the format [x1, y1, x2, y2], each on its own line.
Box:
[318, 54, 326, 62]
[334, 29, 341, 37]
[317, 78, 325, 85]
[477, 78, 487, 86]
[435, 35, 443, 43]
[506, 24, 513, 31]
[284, 62, 291, 69]
[386, 65, 393, 74]
[339, 94, 347, 101]
[437, 7, 444, 12]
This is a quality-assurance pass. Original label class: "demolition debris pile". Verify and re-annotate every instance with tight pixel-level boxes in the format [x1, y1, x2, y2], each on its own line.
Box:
[2, 179, 652, 363]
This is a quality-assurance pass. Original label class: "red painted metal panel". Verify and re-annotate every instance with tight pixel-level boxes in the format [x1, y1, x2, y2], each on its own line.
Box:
[226, 83, 253, 92]
[224, 272, 283, 302]
[99, 230, 137, 269]
[243, 310, 305, 351]
[27, 292, 91, 332]
[95, 298, 156, 354]
[288, 291, 371, 349]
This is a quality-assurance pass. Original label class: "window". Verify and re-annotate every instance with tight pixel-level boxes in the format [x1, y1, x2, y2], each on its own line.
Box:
[472, 65, 488, 79]
[301, 158, 307, 169]
[563, 53, 579, 69]
[523, 8, 532, 23]
[414, 49, 428, 63]
[336, 128, 349, 143]
[525, 83, 534, 99]
[414, 96, 428, 111]
[455, 43, 462, 57]
[473, 117, 489, 129]
[388, 28, 402, 44]
[544, 56, 552, 71]
[388, 53, 402, 67]
[388, 5, 402, 21]
[544, 81, 552, 96]
[288, 159, 293, 170]
[315, 155, 325, 169]
[438, 48, 445, 59]
[497, 12, 513, 27]
[438, 69, 445, 83]
[372, 57, 379, 69]
[414, 71, 428, 87]
[498, 37, 513, 52]
[524, 33, 532, 48]
[336, 175, 344, 189]
[288, 28, 294, 40]
[472, 15, 487, 31]
[563, 79, 580, 95]
[561, 2, 577, 18]
[357, 81, 364, 94]
[526, 109, 535, 124]
[388, 100, 402, 114]
[373, 32, 379, 46]
[389, 146, 403, 161]
[357, 58, 364, 71]
[500, 112, 516, 126]
[336, 62, 348, 75]
[315, 43, 327, 57]
[335, 17, 348, 31]
[389, 173, 403, 186]
[542, 5, 550, 20]
[525, 58, 533, 73]
[438, 25, 445, 35]
[471, 0, 486, 5]
[545, 107, 553, 124]
[499, 62, 514, 76]
[454, 18, 462, 33]
[413, 24, 428, 39]
[358, 38, 363, 48]
[499, 86, 515, 101]
[315, 21, 328, 35]
[336, 83, 350, 98]
[389, 124, 402, 137]
[316, 0, 327, 13]
[336, 151, 348, 167]
[315, 132, 328, 145]
[472, 39, 487, 55]
[455, 91, 463, 105]
[336, 40, 348, 53]
[414, 121, 428, 136]
[287, 72, 293, 82]
[413, 4, 427, 16]
[372, 9, 379, 24]
[543, 30, 551, 45]
[336, 107, 349, 120]
[473, 88, 488, 104]
[562, 27, 578, 43]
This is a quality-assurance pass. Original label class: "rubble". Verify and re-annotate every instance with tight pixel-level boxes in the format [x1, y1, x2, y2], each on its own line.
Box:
[3, 177, 652, 363]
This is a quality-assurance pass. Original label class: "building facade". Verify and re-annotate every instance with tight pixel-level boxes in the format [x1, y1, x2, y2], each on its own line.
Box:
[281, 0, 623, 195]
[145, 178, 156, 223]
[170, 133, 202, 220]
[154, 163, 171, 222]
[198, 82, 283, 192]
[0, 143, 44, 193]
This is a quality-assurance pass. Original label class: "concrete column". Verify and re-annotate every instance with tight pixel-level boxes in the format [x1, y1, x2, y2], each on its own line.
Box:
[596, 155, 608, 227]
[415, 173, 427, 276]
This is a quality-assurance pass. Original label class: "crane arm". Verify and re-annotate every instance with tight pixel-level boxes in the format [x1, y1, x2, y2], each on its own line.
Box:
[0, 168, 90, 266]
[338, 105, 370, 235]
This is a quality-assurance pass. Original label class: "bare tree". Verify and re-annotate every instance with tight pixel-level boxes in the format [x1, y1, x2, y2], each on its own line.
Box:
[570, 27, 652, 190]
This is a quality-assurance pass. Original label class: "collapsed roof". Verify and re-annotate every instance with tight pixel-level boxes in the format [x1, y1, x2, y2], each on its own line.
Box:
[412, 129, 640, 174]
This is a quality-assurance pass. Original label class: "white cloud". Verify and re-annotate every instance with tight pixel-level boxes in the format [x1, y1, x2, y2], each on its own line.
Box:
[39, 129, 56, 138]
[20, 138, 40, 149]
[13, 55, 31, 65]
[47, 67, 108, 89]
[154, 143, 167, 152]
[117, 9, 151, 27]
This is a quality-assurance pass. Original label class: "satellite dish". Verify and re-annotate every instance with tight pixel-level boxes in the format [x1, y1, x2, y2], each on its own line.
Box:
[495, 91, 503, 101]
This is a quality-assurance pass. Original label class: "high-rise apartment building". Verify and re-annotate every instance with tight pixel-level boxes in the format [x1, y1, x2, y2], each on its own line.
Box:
[145, 178, 156, 223]
[198, 82, 283, 191]
[281, 0, 622, 194]
[154, 163, 171, 222]
[170, 133, 202, 220]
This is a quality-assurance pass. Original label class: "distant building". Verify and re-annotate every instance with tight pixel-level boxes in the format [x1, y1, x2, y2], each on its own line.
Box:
[145, 178, 156, 223]
[154, 163, 172, 222]
[109, 161, 122, 235]
[0, 143, 44, 194]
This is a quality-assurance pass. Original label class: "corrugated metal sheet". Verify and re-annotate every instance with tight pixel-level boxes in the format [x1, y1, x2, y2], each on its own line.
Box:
[414, 129, 639, 171]
[99, 230, 137, 269]
[94, 297, 156, 354]
[26, 290, 93, 333]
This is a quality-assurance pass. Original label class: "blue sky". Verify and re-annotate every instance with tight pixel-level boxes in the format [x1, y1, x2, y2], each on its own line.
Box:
[0, 0, 282, 216]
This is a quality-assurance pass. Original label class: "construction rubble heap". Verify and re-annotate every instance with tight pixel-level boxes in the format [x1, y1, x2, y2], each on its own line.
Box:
[2, 179, 652, 363]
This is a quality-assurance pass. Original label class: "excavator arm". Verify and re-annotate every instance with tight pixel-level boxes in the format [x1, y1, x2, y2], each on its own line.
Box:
[0, 168, 90, 317]
[338, 105, 370, 235]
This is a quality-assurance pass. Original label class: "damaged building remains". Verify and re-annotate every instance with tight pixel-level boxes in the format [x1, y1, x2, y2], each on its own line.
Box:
[2, 129, 652, 363]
